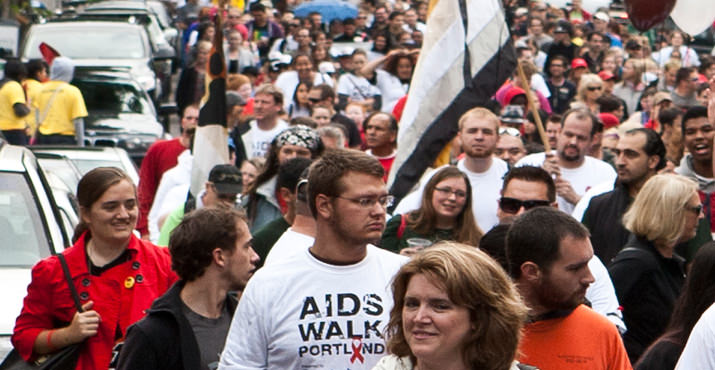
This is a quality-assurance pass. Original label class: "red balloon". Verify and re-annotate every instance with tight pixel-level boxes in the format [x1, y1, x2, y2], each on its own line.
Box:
[625, 0, 677, 31]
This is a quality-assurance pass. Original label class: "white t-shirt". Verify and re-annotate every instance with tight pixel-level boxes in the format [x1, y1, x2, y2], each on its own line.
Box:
[392, 157, 509, 232]
[274, 71, 334, 110]
[219, 246, 407, 370]
[571, 180, 615, 222]
[337, 73, 381, 104]
[263, 228, 314, 266]
[675, 303, 715, 369]
[516, 152, 616, 214]
[148, 150, 192, 242]
[243, 119, 289, 159]
[375, 69, 407, 113]
[586, 256, 626, 333]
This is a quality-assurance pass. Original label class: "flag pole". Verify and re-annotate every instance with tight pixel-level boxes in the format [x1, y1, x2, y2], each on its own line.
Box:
[516, 61, 551, 152]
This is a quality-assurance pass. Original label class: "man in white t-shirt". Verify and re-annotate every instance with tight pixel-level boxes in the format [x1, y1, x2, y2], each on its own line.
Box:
[516, 108, 616, 214]
[230, 84, 289, 166]
[219, 149, 407, 370]
[393, 107, 509, 232]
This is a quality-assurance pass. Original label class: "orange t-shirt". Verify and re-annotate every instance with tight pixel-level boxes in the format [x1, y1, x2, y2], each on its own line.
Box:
[519, 304, 633, 370]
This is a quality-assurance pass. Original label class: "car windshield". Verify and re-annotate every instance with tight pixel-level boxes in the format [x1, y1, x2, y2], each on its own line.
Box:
[70, 159, 126, 175]
[24, 26, 147, 59]
[73, 80, 152, 115]
[0, 173, 52, 267]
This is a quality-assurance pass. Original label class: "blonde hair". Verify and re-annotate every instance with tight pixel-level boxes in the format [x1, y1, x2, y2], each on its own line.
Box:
[576, 73, 603, 102]
[458, 107, 499, 131]
[386, 242, 527, 370]
[623, 174, 698, 245]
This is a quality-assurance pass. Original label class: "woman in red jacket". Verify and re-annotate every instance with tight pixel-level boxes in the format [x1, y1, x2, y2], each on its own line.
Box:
[12, 167, 177, 370]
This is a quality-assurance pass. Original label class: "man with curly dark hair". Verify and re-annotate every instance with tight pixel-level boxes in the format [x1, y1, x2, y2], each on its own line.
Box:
[117, 208, 259, 370]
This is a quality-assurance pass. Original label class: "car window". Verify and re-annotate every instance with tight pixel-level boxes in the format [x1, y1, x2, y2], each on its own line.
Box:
[73, 80, 152, 115]
[0, 173, 52, 267]
[148, 2, 172, 29]
[70, 159, 127, 175]
[24, 27, 147, 59]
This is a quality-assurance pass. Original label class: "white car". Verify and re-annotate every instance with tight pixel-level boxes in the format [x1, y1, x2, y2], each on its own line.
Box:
[0, 139, 73, 360]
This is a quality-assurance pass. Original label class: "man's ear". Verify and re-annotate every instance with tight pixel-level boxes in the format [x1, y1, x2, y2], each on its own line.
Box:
[213, 248, 226, 268]
[520, 261, 542, 283]
[647, 155, 660, 171]
[314, 194, 333, 219]
[279, 187, 293, 203]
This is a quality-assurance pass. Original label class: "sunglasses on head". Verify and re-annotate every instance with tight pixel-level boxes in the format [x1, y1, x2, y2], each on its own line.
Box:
[498, 197, 551, 214]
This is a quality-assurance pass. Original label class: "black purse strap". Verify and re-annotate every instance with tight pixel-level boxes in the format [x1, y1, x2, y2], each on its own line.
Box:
[56, 254, 84, 313]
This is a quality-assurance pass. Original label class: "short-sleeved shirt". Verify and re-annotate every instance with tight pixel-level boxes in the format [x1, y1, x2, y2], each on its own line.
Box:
[0, 80, 28, 131]
[34, 80, 88, 135]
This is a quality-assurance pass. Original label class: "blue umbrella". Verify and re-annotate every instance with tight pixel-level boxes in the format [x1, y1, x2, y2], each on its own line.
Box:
[294, 0, 358, 24]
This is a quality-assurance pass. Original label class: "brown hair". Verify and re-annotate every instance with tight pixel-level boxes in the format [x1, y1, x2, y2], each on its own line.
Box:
[169, 208, 247, 281]
[227, 73, 251, 90]
[307, 148, 384, 217]
[386, 243, 527, 370]
[409, 166, 482, 246]
[73, 167, 134, 243]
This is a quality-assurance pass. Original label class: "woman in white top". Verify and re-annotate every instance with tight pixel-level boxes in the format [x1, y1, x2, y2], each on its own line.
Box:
[224, 29, 258, 73]
[361, 48, 417, 113]
[337, 49, 382, 112]
[274, 53, 333, 110]
[373, 243, 529, 370]
[652, 31, 700, 68]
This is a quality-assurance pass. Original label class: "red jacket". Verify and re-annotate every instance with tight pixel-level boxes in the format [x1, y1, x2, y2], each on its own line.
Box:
[12, 233, 177, 370]
[136, 138, 186, 236]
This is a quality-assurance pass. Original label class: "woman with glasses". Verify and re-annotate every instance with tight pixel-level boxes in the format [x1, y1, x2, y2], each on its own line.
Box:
[608, 174, 702, 364]
[571, 73, 604, 114]
[381, 166, 482, 255]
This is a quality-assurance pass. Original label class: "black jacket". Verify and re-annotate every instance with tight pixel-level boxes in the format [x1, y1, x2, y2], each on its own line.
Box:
[116, 281, 238, 370]
[582, 182, 632, 265]
[608, 235, 685, 364]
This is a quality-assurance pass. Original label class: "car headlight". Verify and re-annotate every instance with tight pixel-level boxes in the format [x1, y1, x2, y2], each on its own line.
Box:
[119, 136, 156, 151]
[0, 335, 13, 362]
[135, 75, 157, 93]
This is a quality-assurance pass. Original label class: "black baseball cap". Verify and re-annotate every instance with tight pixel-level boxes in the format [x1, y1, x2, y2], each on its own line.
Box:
[208, 164, 242, 194]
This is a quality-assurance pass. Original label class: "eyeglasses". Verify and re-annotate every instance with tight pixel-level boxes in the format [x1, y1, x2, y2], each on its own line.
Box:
[498, 197, 551, 214]
[687, 204, 703, 214]
[434, 187, 467, 199]
[336, 195, 395, 209]
[587, 86, 602, 91]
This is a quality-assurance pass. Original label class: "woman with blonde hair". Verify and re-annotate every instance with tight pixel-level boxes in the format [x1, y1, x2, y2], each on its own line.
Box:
[572, 73, 604, 114]
[374, 242, 529, 370]
[609, 174, 702, 364]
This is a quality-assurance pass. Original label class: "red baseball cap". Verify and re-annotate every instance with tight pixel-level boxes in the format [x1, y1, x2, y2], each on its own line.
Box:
[571, 58, 588, 69]
[598, 70, 616, 81]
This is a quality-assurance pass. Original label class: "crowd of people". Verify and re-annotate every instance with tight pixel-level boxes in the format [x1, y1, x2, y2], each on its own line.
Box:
[7, 0, 715, 369]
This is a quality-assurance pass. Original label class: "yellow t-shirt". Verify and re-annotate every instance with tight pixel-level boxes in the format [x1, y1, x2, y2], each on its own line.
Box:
[24, 78, 44, 133]
[0, 80, 28, 131]
[34, 81, 88, 136]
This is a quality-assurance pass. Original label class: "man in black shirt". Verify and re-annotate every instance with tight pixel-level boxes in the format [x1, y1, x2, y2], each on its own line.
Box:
[545, 55, 576, 114]
[117, 208, 259, 370]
